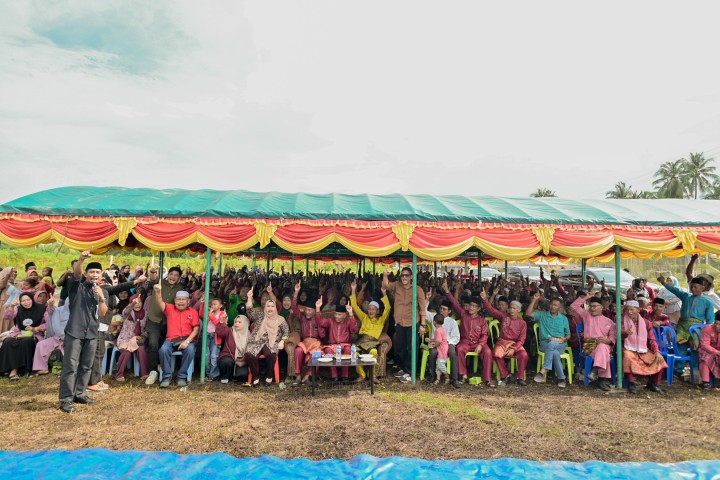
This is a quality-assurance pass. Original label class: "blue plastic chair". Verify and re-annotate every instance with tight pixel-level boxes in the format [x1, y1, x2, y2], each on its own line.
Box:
[159, 350, 194, 382]
[661, 326, 695, 386]
[576, 324, 616, 387]
[688, 324, 716, 387]
[653, 327, 663, 347]
[100, 343, 114, 375]
[107, 346, 141, 378]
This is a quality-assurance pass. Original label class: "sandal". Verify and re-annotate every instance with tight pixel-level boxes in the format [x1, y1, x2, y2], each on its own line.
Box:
[116, 376, 126, 382]
[36, 370, 50, 375]
[265, 377, 273, 385]
[9, 374, 19, 381]
[433, 378, 440, 385]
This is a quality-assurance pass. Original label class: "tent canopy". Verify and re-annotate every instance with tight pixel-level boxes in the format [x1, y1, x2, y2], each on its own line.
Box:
[1, 187, 719, 261]
[3, 186, 720, 225]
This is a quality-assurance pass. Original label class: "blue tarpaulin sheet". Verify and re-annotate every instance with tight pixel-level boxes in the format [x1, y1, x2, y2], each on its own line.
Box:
[0, 449, 718, 479]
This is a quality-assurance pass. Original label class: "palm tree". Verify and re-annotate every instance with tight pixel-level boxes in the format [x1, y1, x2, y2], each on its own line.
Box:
[634, 190, 657, 199]
[652, 159, 688, 198]
[704, 178, 720, 200]
[606, 181, 637, 199]
[530, 188, 557, 198]
[685, 152, 718, 199]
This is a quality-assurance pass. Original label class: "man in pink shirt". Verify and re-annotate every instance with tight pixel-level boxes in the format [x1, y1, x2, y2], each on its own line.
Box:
[698, 312, 720, 390]
[442, 279, 493, 386]
[571, 293, 616, 391]
[482, 292, 528, 386]
[315, 298, 358, 384]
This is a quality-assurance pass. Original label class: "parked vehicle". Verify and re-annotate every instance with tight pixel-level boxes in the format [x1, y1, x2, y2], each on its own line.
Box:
[557, 268, 659, 294]
[506, 265, 547, 282]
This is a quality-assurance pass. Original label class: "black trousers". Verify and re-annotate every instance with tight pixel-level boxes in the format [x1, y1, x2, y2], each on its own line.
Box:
[89, 330, 105, 385]
[393, 325, 421, 374]
[146, 320, 166, 372]
[218, 356, 249, 381]
[244, 345, 276, 380]
[58, 333, 97, 402]
[427, 344, 459, 381]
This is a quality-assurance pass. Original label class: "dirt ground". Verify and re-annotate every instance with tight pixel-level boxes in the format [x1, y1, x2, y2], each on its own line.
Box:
[0, 374, 718, 463]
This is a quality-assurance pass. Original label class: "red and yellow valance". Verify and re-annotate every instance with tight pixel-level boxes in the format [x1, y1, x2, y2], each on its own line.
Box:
[1, 214, 720, 261]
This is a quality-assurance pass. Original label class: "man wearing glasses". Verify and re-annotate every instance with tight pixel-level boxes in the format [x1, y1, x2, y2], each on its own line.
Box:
[383, 267, 427, 383]
[571, 292, 616, 391]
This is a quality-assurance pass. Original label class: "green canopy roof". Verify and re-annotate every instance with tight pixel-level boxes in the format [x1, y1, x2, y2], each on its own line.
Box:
[2, 186, 719, 226]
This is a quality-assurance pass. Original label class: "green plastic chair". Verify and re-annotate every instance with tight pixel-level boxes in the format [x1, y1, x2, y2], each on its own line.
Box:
[533, 322, 573, 384]
[485, 318, 518, 380]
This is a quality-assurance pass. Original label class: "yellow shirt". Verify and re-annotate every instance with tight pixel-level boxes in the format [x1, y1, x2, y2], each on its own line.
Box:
[350, 294, 391, 339]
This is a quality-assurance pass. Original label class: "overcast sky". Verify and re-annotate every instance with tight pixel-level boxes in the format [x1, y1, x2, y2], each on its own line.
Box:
[1, 1, 719, 205]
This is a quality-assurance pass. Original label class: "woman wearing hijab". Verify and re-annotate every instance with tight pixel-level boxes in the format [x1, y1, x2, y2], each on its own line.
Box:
[114, 295, 149, 382]
[215, 314, 250, 383]
[656, 276, 683, 326]
[0, 292, 47, 380]
[244, 287, 289, 386]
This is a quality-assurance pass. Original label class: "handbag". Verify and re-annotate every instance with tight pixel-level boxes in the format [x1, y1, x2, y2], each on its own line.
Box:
[582, 338, 598, 356]
[170, 336, 188, 348]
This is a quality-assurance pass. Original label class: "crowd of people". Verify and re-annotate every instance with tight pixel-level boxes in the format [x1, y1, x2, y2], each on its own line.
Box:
[0, 251, 718, 413]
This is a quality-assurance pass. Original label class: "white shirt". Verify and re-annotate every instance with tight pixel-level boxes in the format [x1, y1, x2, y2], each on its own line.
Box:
[425, 311, 460, 346]
[704, 290, 720, 312]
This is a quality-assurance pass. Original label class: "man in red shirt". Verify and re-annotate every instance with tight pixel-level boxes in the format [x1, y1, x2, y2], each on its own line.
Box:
[154, 284, 200, 388]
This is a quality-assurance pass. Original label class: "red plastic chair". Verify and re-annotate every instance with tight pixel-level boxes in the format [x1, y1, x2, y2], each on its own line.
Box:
[247, 354, 280, 383]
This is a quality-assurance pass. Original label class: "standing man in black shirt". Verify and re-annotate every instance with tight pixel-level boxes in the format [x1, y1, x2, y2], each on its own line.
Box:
[58, 251, 109, 413]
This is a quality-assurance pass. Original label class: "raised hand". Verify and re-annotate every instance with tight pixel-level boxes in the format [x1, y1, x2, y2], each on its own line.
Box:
[315, 296, 323, 310]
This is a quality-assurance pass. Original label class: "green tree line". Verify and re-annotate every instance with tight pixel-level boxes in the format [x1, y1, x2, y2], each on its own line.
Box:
[530, 152, 720, 199]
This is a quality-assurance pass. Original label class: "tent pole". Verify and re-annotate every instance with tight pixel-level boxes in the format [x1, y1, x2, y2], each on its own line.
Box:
[581, 258, 586, 290]
[201, 247, 212, 384]
[291, 253, 295, 275]
[266, 246, 271, 273]
[504, 260, 508, 280]
[479, 250, 483, 282]
[372, 258, 376, 292]
[252, 253, 256, 269]
[433, 261, 437, 278]
[305, 257, 309, 275]
[158, 252, 165, 279]
[615, 245, 623, 389]
[218, 253, 223, 277]
[411, 253, 418, 384]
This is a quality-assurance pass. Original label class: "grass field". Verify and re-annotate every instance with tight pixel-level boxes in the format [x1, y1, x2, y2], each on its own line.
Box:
[1, 373, 718, 462]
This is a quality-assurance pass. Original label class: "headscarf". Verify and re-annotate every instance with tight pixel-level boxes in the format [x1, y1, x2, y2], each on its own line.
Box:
[657, 276, 680, 301]
[257, 302, 283, 346]
[116, 293, 131, 315]
[233, 315, 250, 361]
[14, 292, 46, 328]
[33, 290, 48, 305]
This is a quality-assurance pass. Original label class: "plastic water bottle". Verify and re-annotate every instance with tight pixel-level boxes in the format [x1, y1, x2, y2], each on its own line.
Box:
[351, 344, 358, 362]
[336, 344, 342, 361]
